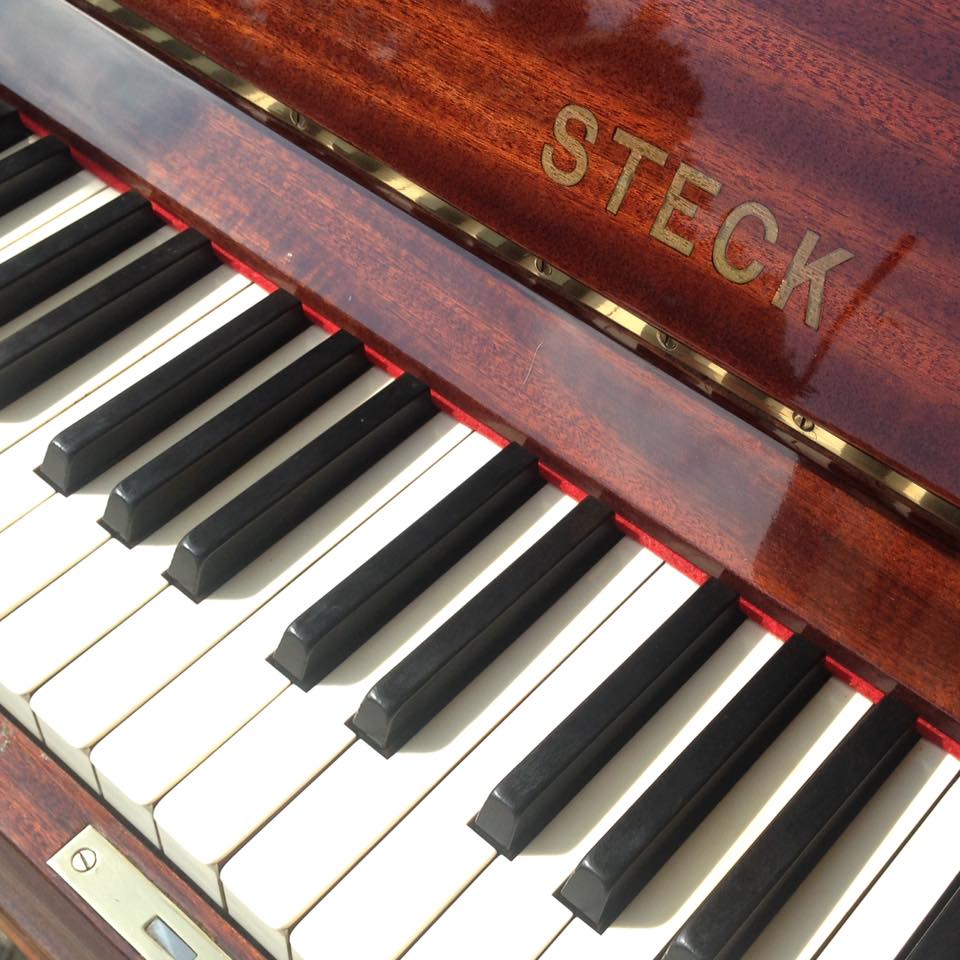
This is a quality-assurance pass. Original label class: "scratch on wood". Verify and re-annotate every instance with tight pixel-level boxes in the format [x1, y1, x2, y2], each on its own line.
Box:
[522, 341, 543, 386]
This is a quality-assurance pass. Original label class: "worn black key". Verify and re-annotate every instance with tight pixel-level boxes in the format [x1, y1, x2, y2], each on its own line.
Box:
[0, 136, 77, 216]
[557, 635, 828, 931]
[166, 373, 435, 602]
[0, 191, 158, 325]
[101, 330, 367, 547]
[0, 229, 218, 409]
[899, 868, 960, 960]
[270, 442, 544, 691]
[664, 696, 918, 960]
[37, 290, 308, 495]
[351, 497, 621, 757]
[0, 101, 29, 151]
[470, 579, 744, 859]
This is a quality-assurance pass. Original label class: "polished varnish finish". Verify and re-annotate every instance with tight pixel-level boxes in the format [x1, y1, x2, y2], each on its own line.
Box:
[0, 0, 958, 733]
[0, 718, 265, 960]
[99, 0, 960, 507]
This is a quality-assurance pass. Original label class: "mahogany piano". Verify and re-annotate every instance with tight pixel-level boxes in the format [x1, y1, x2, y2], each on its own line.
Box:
[0, 1, 957, 958]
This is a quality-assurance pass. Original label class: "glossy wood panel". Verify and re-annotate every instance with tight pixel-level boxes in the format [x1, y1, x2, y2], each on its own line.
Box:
[0, 0, 958, 731]
[0, 715, 266, 960]
[113, 0, 960, 506]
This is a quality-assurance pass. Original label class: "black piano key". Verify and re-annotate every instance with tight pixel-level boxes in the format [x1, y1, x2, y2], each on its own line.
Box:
[0, 136, 77, 216]
[0, 101, 29, 151]
[165, 373, 436, 602]
[0, 191, 159, 325]
[0, 229, 218, 409]
[898, 867, 960, 960]
[556, 635, 828, 932]
[36, 290, 309, 495]
[664, 696, 918, 960]
[100, 330, 368, 547]
[269, 442, 544, 691]
[470, 579, 744, 859]
[350, 497, 621, 757]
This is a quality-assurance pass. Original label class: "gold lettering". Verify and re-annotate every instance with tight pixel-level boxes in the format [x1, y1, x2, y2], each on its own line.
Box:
[541, 104, 599, 188]
[712, 201, 779, 284]
[772, 231, 854, 329]
[650, 163, 722, 256]
[606, 128, 668, 216]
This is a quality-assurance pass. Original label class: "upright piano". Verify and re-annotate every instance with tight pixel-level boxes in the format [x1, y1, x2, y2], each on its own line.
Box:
[0, 1, 957, 958]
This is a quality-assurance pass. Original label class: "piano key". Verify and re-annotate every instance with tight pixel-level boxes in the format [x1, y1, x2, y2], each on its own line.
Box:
[0, 344, 387, 737]
[664, 696, 918, 960]
[0, 190, 159, 325]
[0, 101, 29, 150]
[471, 578, 744, 859]
[270, 441, 544, 690]
[0, 281, 263, 535]
[0, 248, 246, 459]
[36, 289, 308, 494]
[899, 867, 960, 960]
[0, 136, 77, 216]
[0, 228, 220, 408]
[557, 634, 828, 932]
[108, 484, 572, 851]
[288, 556, 687, 960]
[164, 371, 434, 601]
[0, 134, 38, 164]
[423, 679, 870, 960]
[818, 775, 960, 959]
[219, 545, 687, 959]
[102, 328, 369, 547]
[29, 418, 475, 787]
[742, 741, 959, 960]
[350, 496, 621, 757]
[0, 179, 115, 264]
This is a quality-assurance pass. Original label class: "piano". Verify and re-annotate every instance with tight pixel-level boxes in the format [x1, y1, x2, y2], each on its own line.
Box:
[0, 1, 957, 958]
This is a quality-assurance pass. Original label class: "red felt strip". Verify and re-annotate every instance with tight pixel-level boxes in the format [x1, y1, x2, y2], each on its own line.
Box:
[738, 597, 793, 641]
[615, 514, 710, 585]
[916, 718, 960, 760]
[301, 304, 341, 334]
[211, 242, 277, 291]
[149, 201, 189, 233]
[429, 391, 509, 446]
[538, 463, 587, 501]
[825, 656, 884, 702]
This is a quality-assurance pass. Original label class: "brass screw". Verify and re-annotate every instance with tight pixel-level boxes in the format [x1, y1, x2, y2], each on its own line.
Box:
[534, 258, 552, 276]
[289, 108, 307, 131]
[657, 331, 678, 352]
[71, 848, 97, 872]
[793, 413, 816, 432]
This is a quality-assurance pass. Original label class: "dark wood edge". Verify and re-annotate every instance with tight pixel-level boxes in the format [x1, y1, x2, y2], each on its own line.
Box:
[0, 0, 958, 732]
[0, 713, 267, 960]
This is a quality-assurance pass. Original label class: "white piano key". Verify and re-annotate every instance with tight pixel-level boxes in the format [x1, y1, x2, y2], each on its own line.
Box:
[102, 483, 573, 846]
[0, 263, 249, 456]
[219, 543, 686, 960]
[288, 555, 686, 960]
[30, 417, 474, 788]
[743, 739, 959, 960]
[817, 766, 960, 960]
[0, 170, 105, 254]
[0, 362, 390, 731]
[528, 679, 871, 960]
[0, 133, 40, 163]
[0, 184, 117, 265]
[0, 280, 264, 534]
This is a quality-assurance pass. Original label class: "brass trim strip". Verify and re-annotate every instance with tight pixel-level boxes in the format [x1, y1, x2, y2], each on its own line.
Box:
[78, 0, 960, 533]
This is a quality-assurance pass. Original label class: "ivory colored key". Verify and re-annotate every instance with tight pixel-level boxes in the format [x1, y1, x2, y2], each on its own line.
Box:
[288, 555, 683, 960]
[408, 680, 870, 960]
[0, 264, 248, 456]
[742, 741, 959, 960]
[29, 417, 473, 787]
[899, 868, 960, 960]
[105, 484, 572, 849]
[0, 136, 77, 216]
[0, 281, 262, 535]
[0, 133, 38, 164]
[818, 776, 960, 960]
[220, 547, 693, 960]
[0, 357, 389, 737]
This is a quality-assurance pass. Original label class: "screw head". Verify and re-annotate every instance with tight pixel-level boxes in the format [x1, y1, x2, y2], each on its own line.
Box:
[288, 108, 307, 130]
[71, 848, 97, 872]
[534, 258, 552, 276]
[793, 413, 816, 432]
[657, 331, 678, 352]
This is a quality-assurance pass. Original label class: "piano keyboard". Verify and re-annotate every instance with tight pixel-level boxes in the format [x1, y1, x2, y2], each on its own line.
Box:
[0, 122, 958, 960]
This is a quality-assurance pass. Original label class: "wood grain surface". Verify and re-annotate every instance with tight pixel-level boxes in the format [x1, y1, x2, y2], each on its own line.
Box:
[0, 716, 266, 960]
[0, 0, 957, 730]
[112, 0, 960, 507]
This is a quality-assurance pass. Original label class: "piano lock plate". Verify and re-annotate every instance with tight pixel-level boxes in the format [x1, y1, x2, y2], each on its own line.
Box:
[48, 825, 230, 960]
